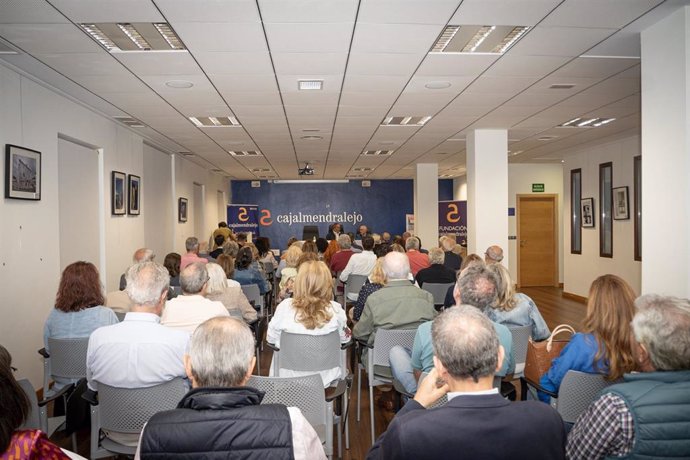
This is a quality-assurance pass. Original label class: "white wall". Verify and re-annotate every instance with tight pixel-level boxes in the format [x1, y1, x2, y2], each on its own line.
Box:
[562, 135, 641, 297]
[453, 175, 467, 200]
[143, 143, 174, 262]
[0, 63, 228, 388]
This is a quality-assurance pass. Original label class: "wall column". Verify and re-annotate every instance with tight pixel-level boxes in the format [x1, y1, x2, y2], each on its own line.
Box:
[414, 163, 439, 251]
[640, 6, 690, 297]
[466, 129, 509, 266]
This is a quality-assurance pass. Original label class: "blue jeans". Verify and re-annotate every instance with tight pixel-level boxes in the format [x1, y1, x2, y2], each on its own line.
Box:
[389, 345, 417, 395]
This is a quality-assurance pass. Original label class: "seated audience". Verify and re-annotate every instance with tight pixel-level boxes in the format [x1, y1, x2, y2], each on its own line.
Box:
[0, 345, 70, 459]
[368, 307, 565, 460]
[443, 254, 485, 309]
[119, 247, 155, 290]
[567, 294, 690, 459]
[255, 236, 278, 269]
[414, 247, 456, 287]
[484, 245, 504, 264]
[161, 262, 230, 333]
[322, 239, 340, 265]
[215, 254, 240, 287]
[197, 240, 214, 262]
[357, 224, 371, 239]
[340, 235, 377, 300]
[267, 261, 350, 387]
[222, 239, 240, 258]
[389, 243, 405, 253]
[485, 263, 550, 341]
[353, 252, 436, 369]
[301, 240, 318, 255]
[209, 234, 225, 259]
[211, 221, 232, 248]
[87, 262, 189, 445]
[329, 234, 355, 275]
[278, 244, 303, 291]
[381, 232, 391, 244]
[405, 237, 430, 276]
[236, 232, 248, 246]
[352, 258, 387, 322]
[44, 261, 118, 393]
[205, 263, 257, 323]
[315, 237, 329, 260]
[539, 274, 637, 402]
[296, 251, 319, 268]
[391, 264, 514, 395]
[440, 235, 462, 271]
[137, 317, 325, 460]
[163, 252, 181, 287]
[180, 237, 208, 271]
[232, 247, 270, 295]
[105, 289, 133, 314]
[326, 222, 343, 241]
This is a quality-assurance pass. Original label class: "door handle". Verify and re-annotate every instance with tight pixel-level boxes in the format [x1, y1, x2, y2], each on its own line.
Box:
[520, 240, 526, 247]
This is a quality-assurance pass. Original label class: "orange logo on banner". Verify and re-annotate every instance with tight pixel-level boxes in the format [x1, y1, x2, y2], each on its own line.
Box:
[260, 209, 273, 226]
[238, 207, 249, 222]
[446, 203, 461, 223]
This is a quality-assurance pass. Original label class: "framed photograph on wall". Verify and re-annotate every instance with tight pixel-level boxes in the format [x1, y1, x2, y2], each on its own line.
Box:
[178, 197, 188, 223]
[581, 197, 595, 228]
[128, 174, 141, 215]
[613, 186, 629, 220]
[111, 171, 126, 215]
[5, 144, 41, 200]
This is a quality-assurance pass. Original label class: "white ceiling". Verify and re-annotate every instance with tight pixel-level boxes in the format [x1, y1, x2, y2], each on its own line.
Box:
[0, 0, 687, 179]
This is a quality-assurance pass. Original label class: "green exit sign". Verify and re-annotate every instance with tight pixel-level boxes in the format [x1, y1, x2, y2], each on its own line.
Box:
[532, 183, 545, 193]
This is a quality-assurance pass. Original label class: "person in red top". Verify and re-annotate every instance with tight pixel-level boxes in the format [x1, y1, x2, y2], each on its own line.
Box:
[328, 234, 355, 275]
[180, 237, 209, 271]
[406, 236, 430, 276]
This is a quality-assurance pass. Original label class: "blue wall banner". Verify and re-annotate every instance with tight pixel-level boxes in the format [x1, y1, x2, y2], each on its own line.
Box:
[227, 204, 260, 239]
[231, 180, 454, 250]
[438, 200, 467, 244]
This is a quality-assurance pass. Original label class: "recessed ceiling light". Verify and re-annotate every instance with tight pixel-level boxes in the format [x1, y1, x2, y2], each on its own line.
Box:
[251, 168, 271, 172]
[211, 168, 223, 173]
[80, 22, 186, 52]
[302, 128, 321, 133]
[439, 174, 455, 178]
[424, 81, 452, 90]
[353, 167, 373, 172]
[0, 39, 19, 55]
[558, 117, 616, 128]
[229, 151, 262, 157]
[300, 135, 323, 140]
[508, 150, 523, 156]
[362, 150, 393, 156]
[538, 136, 558, 141]
[190, 116, 241, 127]
[549, 84, 576, 90]
[382, 116, 432, 126]
[446, 138, 464, 142]
[113, 116, 145, 128]
[435, 152, 450, 155]
[298, 80, 323, 91]
[153, 23, 185, 50]
[378, 141, 396, 146]
[430, 25, 530, 54]
[180, 152, 195, 157]
[165, 80, 194, 89]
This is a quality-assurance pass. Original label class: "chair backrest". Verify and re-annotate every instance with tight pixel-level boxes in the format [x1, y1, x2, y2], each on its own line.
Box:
[18, 379, 41, 430]
[371, 329, 417, 368]
[344, 274, 368, 301]
[508, 325, 532, 370]
[422, 282, 455, 306]
[115, 311, 126, 322]
[418, 372, 447, 408]
[302, 225, 319, 242]
[261, 261, 275, 275]
[278, 331, 342, 374]
[555, 370, 613, 423]
[47, 337, 90, 379]
[248, 374, 326, 437]
[241, 284, 263, 309]
[96, 378, 187, 433]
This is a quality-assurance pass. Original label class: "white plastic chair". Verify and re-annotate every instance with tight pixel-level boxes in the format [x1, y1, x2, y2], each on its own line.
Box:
[344, 274, 368, 304]
[241, 283, 264, 315]
[421, 282, 455, 309]
[508, 325, 532, 377]
[551, 370, 614, 423]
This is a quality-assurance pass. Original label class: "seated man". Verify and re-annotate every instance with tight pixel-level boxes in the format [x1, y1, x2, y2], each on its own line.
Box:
[137, 317, 325, 460]
[340, 235, 377, 301]
[405, 237, 430, 276]
[440, 236, 462, 271]
[87, 262, 189, 444]
[369, 306, 565, 460]
[161, 262, 229, 333]
[390, 263, 514, 394]
[353, 252, 436, 370]
[567, 294, 690, 460]
[329, 234, 355, 275]
[119, 247, 155, 290]
[180, 237, 209, 271]
[209, 234, 225, 259]
[484, 245, 504, 264]
[414, 247, 457, 288]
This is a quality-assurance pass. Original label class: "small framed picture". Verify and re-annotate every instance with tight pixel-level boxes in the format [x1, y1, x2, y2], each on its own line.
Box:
[5, 144, 41, 200]
[581, 197, 595, 228]
[178, 197, 188, 223]
[612, 186, 629, 220]
[111, 171, 126, 215]
[128, 174, 141, 215]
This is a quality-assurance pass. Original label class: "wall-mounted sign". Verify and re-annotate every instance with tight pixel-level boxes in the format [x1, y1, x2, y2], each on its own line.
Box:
[532, 183, 545, 193]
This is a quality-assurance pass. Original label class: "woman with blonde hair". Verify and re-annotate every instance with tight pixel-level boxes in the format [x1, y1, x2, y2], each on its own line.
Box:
[351, 257, 387, 321]
[538, 274, 637, 402]
[278, 244, 302, 291]
[267, 260, 350, 386]
[485, 263, 550, 340]
[205, 263, 257, 323]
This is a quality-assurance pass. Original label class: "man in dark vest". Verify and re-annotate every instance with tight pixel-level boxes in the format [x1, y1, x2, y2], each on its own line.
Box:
[567, 294, 690, 459]
[137, 317, 325, 459]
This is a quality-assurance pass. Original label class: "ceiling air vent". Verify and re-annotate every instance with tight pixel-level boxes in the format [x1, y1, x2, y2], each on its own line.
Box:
[80, 23, 185, 52]
[190, 116, 241, 127]
[381, 116, 431, 126]
[229, 151, 262, 157]
[430, 25, 530, 54]
[113, 116, 145, 127]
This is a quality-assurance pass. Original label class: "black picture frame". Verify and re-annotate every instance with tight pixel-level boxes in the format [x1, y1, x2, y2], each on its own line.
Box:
[581, 197, 595, 228]
[612, 186, 629, 220]
[111, 171, 126, 215]
[128, 174, 141, 215]
[5, 144, 41, 200]
[178, 197, 188, 222]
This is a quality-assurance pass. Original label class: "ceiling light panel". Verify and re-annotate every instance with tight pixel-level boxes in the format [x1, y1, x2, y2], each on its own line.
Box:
[229, 151, 262, 157]
[79, 23, 186, 52]
[430, 25, 530, 54]
[558, 117, 616, 128]
[189, 116, 241, 127]
[113, 116, 145, 127]
[298, 80, 323, 90]
[362, 150, 394, 156]
[382, 116, 432, 126]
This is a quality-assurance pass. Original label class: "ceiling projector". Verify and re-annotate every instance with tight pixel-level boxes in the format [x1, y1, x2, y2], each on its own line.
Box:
[298, 163, 314, 175]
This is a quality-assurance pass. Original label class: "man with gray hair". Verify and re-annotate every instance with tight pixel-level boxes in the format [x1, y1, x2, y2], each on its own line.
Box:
[86, 262, 189, 445]
[484, 245, 504, 264]
[329, 233, 355, 274]
[161, 262, 229, 333]
[118, 247, 155, 290]
[354, 251, 436, 367]
[369, 307, 565, 459]
[567, 294, 690, 459]
[414, 247, 457, 288]
[405, 236, 430, 276]
[137, 317, 325, 459]
[440, 235, 462, 271]
[180, 236, 209, 271]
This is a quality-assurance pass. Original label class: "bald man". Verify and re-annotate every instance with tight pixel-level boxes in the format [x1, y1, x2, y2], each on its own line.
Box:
[484, 245, 504, 264]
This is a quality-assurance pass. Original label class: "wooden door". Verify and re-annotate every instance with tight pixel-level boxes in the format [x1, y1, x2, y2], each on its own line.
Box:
[517, 194, 558, 287]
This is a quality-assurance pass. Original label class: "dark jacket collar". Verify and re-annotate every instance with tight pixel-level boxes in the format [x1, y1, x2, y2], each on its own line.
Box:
[444, 392, 511, 409]
[178, 386, 265, 410]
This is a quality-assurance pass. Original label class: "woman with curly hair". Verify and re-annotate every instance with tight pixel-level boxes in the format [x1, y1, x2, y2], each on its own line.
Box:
[267, 261, 350, 387]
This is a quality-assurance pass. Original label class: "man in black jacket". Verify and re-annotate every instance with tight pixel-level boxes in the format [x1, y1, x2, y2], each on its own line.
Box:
[137, 317, 325, 459]
[368, 306, 565, 460]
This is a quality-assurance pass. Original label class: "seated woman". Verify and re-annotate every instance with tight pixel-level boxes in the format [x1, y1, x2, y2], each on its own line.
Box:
[255, 237, 278, 269]
[278, 244, 302, 291]
[0, 345, 70, 459]
[267, 261, 351, 387]
[485, 263, 550, 341]
[44, 261, 118, 393]
[163, 252, 181, 287]
[351, 257, 387, 322]
[205, 263, 257, 323]
[215, 254, 240, 287]
[232, 247, 270, 295]
[538, 274, 637, 402]
[322, 239, 340, 265]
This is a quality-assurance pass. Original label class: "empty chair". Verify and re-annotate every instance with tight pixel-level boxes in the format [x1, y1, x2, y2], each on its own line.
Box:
[85, 378, 187, 459]
[421, 282, 455, 309]
[302, 225, 320, 242]
[343, 274, 368, 305]
[241, 283, 264, 315]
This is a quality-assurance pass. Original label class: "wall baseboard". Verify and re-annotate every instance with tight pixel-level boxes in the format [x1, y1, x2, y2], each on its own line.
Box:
[562, 291, 587, 304]
[558, 282, 564, 288]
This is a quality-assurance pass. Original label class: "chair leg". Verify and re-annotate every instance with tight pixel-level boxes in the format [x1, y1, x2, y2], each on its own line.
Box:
[356, 366, 361, 422]
[343, 392, 350, 450]
[369, 384, 375, 444]
[71, 432, 77, 453]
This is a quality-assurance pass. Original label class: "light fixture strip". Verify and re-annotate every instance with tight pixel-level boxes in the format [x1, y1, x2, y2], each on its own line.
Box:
[209, 117, 221, 126]
[493, 26, 530, 54]
[118, 23, 151, 50]
[81, 24, 119, 51]
[431, 25, 460, 52]
[153, 23, 184, 50]
[577, 118, 598, 127]
[463, 25, 496, 53]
